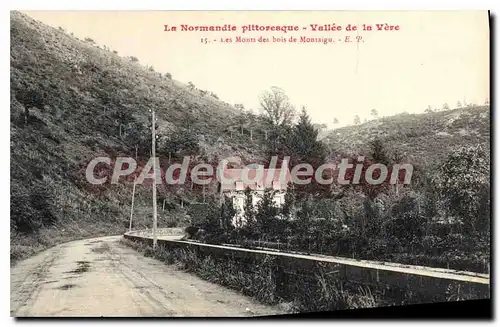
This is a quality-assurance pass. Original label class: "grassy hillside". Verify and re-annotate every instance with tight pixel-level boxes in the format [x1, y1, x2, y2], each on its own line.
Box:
[324, 106, 490, 166]
[10, 11, 266, 263]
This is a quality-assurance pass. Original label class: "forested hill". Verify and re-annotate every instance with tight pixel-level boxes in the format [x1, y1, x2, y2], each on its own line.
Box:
[10, 10, 490, 270]
[10, 11, 265, 262]
[324, 106, 490, 166]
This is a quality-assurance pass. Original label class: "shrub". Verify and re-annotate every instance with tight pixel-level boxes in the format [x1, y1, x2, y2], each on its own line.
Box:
[433, 144, 490, 235]
[11, 182, 57, 233]
[15, 88, 44, 109]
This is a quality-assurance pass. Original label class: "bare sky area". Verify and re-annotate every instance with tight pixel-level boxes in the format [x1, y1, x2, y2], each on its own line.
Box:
[22, 10, 490, 127]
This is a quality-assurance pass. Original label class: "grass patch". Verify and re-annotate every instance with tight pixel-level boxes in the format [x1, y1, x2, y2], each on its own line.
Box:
[121, 238, 388, 313]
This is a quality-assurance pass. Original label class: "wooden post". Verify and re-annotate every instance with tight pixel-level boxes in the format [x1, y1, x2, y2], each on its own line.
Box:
[129, 180, 136, 232]
[152, 108, 158, 249]
[129, 144, 138, 232]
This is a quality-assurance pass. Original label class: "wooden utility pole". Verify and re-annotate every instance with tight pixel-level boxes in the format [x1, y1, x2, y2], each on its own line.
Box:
[151, 108, 158, 249]
[128, 145, 138, 232]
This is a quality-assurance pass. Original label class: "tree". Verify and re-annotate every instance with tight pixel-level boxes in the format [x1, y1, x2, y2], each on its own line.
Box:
[15, 88, 44, 125]
[259, 87, 296, 155]
[369, 138, 390, 166]
[426, 105, 433, 112]
[259, 86, 295, 127]
[295, 198, 314, 250]
[353, 115, 361, 125]
[384, 195, 425, 248]
[485, 98, 490, 105]
[290, 107, 327, 166]
[442, 103, 450, 110]
[181, 109, 197, 132]
[281, 183, 296, 219]
[234, 116, 245, 136]
[163, 129, 200, 161]
[433, 144, 490, 235]
[457, 101, 463, 108]
[370, 109, 378, 119]
[243, 187, 256, 229]
[254, 188, 279, 238]
[235, 104, 245, 112]
[283, 108, 330, 199]
[333, 118, 339, 125]
[187, 82, 195, 90]
[124, 120, 150, 156]
[220, 196, 237, 231]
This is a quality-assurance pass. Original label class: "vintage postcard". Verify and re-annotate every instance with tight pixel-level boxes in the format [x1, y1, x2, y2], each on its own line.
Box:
[10, 10, 490, 318]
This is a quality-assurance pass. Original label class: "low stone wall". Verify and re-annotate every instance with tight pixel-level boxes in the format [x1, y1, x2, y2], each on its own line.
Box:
[123, 232, 490, 302]
[127, 228, 184, 237]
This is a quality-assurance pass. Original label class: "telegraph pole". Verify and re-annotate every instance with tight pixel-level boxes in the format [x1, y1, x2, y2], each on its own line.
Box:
[129, 145, 138, 232]
[151, 108, 158, 249]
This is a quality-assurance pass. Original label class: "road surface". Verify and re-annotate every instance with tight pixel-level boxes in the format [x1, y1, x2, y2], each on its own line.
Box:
[10, 235, 285, 317]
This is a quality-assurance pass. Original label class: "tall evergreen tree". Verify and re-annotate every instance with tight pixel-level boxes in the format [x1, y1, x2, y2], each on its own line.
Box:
[290, 107, 327, 166]
[281, 182, 296, 219]
[254, 188, 279, 237]
[243, 187, 256, 227]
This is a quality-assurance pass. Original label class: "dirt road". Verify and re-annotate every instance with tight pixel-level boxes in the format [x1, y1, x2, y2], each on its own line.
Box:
[10, 235, 285, 317]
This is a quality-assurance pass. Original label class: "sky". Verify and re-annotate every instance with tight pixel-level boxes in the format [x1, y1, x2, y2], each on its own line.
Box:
[22, 10, 490, 128]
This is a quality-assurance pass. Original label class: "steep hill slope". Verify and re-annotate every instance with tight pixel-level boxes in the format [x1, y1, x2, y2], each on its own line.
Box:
[9, 11, 264, 262]
[324, 106, 490, 166]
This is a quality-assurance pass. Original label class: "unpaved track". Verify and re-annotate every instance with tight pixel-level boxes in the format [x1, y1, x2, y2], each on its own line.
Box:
[10, 236, 284, 317]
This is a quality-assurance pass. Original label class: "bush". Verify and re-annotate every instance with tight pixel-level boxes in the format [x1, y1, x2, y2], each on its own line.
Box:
[384, 195, 425, 248]
[15, 88, 44, 109]
[434, 144, 490, 234]
[11, 182, 57, 233]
